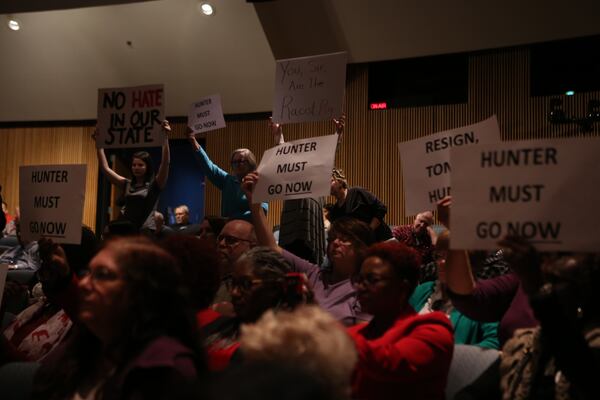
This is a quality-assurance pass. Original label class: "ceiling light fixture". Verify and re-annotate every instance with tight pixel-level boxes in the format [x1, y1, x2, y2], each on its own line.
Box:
[199, 2, 215, 16]
[7, 17, 20, 31]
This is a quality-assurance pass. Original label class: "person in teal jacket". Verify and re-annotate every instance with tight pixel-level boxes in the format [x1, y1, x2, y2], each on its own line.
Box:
[409, 229, 499, 350]
[188, 131, 268, 220]
[409, 280, 499, 349]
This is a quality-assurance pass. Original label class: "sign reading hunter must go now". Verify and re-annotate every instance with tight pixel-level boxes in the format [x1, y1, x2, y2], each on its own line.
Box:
[19, 164, 87, 244]
[450, 138, 600, 251]
[253, 134, 339, 203]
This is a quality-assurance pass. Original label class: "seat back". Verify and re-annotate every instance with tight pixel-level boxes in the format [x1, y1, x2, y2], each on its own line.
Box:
[445, 344, 499, 399]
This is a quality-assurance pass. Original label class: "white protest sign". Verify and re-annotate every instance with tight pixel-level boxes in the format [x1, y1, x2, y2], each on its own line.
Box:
[188, 94, 226, 134]
[0, 264, 7, 309]
[97, 84, 165, 149]
[398, 115, 501, 216]
[253, 134, 339, 203]
[273, 51, 347, 124]
[450, 138, 600, 251]
[19, 165, 87, 244]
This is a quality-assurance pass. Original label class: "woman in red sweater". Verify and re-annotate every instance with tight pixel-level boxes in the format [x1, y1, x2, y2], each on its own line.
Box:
[348, 241, 454, 400]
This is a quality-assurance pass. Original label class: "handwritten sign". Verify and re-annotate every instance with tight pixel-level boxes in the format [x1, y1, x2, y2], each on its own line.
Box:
[97, 84, 165, 148]
[272, 52, 347, 124]
[253, 134, 339, 203]
[188, 94, 226, 134]
[398, 116, 501, 215]
[19, 165, 87, 244]
[450, 138, 600, 251]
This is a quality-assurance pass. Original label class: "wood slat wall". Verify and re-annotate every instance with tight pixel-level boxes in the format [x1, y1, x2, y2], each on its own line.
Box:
[1, 46, 599, 231]
[0, 125, 99, 229]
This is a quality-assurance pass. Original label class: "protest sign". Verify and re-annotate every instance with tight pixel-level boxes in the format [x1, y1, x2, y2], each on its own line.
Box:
[188, 94, 226, 134]
[398, 116, 501, 215]
[450, 138, 600, 251]
[253, 134, 339, 203]
[19, 164, 87, 244]
[97, 84, 165, 148]
[0, 264, 7, 309]
[272, 52, 347, 124]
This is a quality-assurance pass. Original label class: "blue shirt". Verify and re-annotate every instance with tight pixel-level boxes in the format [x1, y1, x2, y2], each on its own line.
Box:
[195, 146, 268, 219]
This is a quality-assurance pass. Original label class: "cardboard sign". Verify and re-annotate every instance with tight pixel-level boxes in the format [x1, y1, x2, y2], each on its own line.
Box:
[253, 134, 339, 203]
[19, 165, 87, 244]
[272, 51, 347, 124]
[398, 116, 501, 215]
[188, 94, 226, 134]
[96, 84, 165, 148]
[0, 264, 7, 309]
[450, 138, 600, 251]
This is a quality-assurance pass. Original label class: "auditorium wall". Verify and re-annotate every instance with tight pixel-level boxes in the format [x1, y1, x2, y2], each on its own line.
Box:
[1, 46, 598, 232]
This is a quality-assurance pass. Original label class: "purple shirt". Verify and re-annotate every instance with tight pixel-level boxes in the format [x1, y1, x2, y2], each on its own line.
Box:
[282, 250, 371, 326]
[448, 272, 538, 344]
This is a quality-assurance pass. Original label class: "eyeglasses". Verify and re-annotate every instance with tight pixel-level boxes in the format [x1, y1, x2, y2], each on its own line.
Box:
[225, 277, 264, 292]
[351, 273, 393, 288]
[231, 159, 249, 166]
[217, 234, 254, 246]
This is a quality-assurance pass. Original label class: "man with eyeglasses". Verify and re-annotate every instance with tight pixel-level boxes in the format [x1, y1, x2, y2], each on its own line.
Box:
[212, 219, 257, 306]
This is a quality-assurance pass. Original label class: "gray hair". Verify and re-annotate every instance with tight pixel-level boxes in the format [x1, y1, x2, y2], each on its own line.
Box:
[231, 148, 257, 171]
[237, 246, 291, 279]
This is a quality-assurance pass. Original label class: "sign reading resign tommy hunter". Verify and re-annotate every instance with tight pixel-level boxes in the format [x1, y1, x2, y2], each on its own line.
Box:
[450, 138, 600, 252]
[188, 94, 226, 134]
[253, 135, 339, 203]
[97, 84, 165, 149]
[272, 51, 347, 124]
[398, 116, 501, 216]
[19, 165, 87, 245]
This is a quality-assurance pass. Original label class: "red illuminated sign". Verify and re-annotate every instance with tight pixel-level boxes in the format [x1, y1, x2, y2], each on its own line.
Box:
[370, 102, 387, 110]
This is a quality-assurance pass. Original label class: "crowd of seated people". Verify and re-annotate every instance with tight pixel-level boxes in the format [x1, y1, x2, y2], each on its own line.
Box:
[1, 117, 598, 400]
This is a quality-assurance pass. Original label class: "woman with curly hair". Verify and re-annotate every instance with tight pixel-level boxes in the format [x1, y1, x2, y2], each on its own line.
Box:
[32, 236, 203, 400]
[204, 246, 312, 371]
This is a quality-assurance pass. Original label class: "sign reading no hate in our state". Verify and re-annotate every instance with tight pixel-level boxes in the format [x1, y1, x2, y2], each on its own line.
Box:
[398, 116, 501, 216]
[19, 164, 87, 245]
[97, 84, 165, 149]
[188, 94, 226, 134]
[253, 134, 339, 203]
[272, 51, 347, 124]
[450, 138, 600, 251]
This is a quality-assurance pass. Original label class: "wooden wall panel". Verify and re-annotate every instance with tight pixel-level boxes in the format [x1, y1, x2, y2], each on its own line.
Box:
[0, 126, 98, 230]
[1, 46, 599, 232]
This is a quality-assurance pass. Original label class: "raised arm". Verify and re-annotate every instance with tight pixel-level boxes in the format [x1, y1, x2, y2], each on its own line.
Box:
[241, 172, 281, 253]
[435, 196, 475, 294]
[93, 129, 127, 188]
[334, 114, 345, 146]
[187, 128, 228, 190]
[269, 117, 284, 145]
[154, 120, 171, 189]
